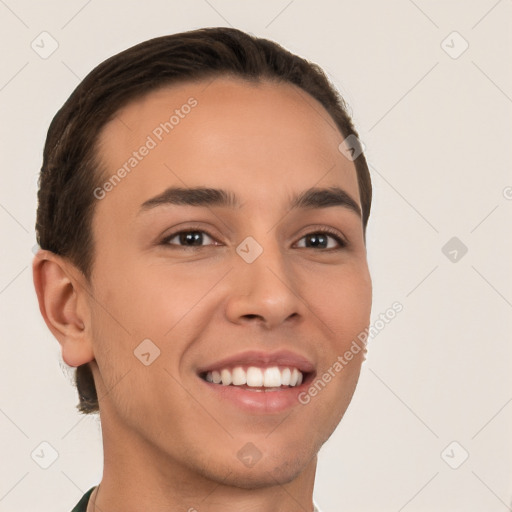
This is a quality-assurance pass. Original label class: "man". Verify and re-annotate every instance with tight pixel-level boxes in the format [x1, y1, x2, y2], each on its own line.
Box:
[32, 27, 372, 512]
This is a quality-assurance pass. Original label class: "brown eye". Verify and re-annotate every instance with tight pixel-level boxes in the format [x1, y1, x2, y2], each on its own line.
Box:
[162, 230, 217, 247]
[295, 231, 345, 250]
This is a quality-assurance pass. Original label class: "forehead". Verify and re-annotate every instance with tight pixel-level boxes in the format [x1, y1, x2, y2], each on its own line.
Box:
[95, 76, 360, 217]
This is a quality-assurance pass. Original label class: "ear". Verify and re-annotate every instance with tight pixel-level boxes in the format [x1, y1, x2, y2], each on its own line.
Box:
[32, 250, 94, 367]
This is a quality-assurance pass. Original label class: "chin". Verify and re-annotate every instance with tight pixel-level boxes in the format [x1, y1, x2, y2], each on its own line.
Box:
[199, 442, 318, 490]
[218, 460, 310, 490]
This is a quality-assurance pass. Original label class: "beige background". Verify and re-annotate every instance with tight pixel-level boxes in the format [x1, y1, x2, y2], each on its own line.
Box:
[0, 1, 511, 510]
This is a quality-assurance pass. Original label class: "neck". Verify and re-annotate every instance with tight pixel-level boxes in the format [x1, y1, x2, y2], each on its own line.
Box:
[90, 410, 318, 512]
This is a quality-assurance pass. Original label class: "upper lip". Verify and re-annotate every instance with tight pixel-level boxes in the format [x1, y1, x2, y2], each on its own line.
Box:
[196, 349, 316, 374]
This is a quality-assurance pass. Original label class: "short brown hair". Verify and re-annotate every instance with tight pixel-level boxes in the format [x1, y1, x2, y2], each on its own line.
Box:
[36, 27, 372, 414]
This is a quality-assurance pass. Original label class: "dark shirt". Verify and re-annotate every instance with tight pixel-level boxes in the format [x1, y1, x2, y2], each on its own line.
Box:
[71, 486, 96, 512]
[70, 485, 322, 511]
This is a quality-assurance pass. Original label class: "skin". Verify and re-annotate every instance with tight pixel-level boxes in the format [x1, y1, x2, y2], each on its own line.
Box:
[33, 76, 372, 512]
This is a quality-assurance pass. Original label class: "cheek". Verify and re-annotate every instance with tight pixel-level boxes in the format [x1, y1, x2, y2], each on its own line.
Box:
[132, 263, 232, 339]
[304, 261, 372, 340]
[94, 256, 223, 338]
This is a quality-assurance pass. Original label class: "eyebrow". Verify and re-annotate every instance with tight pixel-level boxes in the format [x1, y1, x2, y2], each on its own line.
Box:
[139, 186, 361, 218]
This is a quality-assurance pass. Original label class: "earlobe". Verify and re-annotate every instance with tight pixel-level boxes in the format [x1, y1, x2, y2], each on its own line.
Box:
[32, 250, 95, 367]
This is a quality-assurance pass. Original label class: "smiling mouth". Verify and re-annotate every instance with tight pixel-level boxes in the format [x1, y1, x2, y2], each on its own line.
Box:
[199, 365, 312, 391]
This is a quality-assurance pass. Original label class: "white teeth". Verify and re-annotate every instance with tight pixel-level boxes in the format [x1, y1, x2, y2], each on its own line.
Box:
[220, 369, 232, 386]
[281, 368, 291, 386]
[204, 366, 305, 388]
[263, 367, 281, 387]
[246, 367, 263, 387]
[232, 366, 246, 385]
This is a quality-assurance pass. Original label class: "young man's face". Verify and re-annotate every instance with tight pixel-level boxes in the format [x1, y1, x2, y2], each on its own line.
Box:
[84, 77, 372, 487]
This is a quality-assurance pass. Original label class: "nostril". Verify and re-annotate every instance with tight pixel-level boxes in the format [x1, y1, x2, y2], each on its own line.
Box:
[243, 314, 262, 320]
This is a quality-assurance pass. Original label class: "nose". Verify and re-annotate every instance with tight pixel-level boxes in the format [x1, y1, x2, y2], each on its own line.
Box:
[224, 244, 304, 330]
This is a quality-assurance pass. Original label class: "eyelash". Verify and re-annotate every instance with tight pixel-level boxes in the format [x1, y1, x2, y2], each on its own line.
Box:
[160, 227, 347, 250]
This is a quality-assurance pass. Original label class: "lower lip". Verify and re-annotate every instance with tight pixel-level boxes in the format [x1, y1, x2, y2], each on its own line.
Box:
[199, 374, 314, 414]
